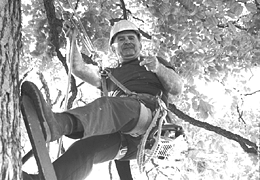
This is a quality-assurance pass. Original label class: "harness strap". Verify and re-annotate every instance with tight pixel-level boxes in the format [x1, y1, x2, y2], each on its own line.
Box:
[101, 73, 108, 96]
[101, 69, 137, 96]
[100, 69, 134, 160]
[100, 69, 167, 163]
[57, 29, 76, 158]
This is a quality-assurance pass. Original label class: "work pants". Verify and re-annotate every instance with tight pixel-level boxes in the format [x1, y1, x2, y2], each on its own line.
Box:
[53, 133, 121, 180]
[66, 96, 143, 138]
[53, 96, 147, 180]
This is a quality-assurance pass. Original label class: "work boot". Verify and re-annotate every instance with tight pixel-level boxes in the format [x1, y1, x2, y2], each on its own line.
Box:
[21, 81, 74, 142]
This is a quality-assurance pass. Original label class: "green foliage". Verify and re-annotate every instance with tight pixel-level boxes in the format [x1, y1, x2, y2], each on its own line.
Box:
[20, 0, 260, 179]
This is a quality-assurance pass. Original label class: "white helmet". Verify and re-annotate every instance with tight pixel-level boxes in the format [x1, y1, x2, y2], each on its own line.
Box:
[109, 20, 140, 46]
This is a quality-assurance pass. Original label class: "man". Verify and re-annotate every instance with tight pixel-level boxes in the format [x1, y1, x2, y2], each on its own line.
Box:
[22, 20, 183, 180]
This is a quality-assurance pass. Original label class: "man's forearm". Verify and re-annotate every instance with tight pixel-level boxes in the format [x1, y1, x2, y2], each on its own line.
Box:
[71, 41, 101, 87]
[71, 40, 88, 67]
[156, 63, 183, 95]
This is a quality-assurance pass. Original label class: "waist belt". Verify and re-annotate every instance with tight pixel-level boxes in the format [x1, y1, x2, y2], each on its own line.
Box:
[120, 93, 157, 102]
[102, 69, 165, 106]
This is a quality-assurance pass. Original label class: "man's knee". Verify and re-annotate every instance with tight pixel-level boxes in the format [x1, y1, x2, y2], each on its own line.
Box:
[122, 103, 152, 137]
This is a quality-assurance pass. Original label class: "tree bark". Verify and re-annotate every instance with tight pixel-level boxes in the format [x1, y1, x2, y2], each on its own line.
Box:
[0, 0, 22, 180]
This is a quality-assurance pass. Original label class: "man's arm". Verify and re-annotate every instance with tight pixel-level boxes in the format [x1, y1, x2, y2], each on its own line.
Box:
[155, 63, 183, 95]
[70, 38, 101, 88]
[139, 56, 183, 95]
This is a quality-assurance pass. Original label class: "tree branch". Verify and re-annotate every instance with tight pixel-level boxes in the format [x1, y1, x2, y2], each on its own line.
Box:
[244, 89, 260, 96]
[236, 105, 246, 124]
[168, 103, 258, 155]
[51, 89, 62, 106]
[119, 0, 127, 19]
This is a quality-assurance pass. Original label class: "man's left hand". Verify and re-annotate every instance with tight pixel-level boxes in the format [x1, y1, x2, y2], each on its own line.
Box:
[139, 56, 160, 73]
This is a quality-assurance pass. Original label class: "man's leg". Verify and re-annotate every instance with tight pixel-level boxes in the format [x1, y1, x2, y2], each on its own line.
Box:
[66, 96, 141, 138]
[23, 133, 122, 180]
[54, 133, 122, 180]
[21, 81, 83, 142]
[21, 81, 144, 141]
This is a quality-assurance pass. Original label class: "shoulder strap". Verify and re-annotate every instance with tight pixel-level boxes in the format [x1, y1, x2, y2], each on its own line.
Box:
[101, 72, 108, 96]
[101, 69, 135, 96]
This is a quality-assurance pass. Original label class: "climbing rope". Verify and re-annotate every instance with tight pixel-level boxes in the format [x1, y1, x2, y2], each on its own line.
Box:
[66, 0, 94, 53]
[56, 31, 76, 158]
[137, 97, 167, 172]
[56, 0, 95, 56]
[55, 0, 98, 158]
[137, 98, 188, 173]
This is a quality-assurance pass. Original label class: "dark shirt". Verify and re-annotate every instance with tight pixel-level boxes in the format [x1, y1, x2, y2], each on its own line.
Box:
[106, 57, 165, 97]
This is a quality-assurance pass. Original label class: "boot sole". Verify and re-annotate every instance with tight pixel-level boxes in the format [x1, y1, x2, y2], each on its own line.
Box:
[21, 95, 57, 180]
[21, 81, 51, 141]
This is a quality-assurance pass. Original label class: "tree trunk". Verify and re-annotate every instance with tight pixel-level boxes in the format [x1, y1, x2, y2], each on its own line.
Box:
[0, 0, 22, 180]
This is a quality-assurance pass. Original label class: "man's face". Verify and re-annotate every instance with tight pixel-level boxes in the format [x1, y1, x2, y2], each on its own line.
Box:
[112, 31, 141, 63]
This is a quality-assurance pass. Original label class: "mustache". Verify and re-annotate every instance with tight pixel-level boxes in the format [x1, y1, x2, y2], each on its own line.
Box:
[122, 43, 135, 49]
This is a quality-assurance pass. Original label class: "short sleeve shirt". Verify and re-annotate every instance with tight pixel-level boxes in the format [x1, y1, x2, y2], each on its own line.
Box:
[106, 57, 165, 97]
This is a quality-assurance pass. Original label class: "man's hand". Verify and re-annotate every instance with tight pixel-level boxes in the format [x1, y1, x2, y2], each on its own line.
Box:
[63, 20, 78, 40]
[139, 56, 161, 73]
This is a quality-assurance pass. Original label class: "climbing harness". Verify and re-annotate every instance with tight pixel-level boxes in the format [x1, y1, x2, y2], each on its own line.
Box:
[100, 69, 137, 96]
[101, 68, 186, 171]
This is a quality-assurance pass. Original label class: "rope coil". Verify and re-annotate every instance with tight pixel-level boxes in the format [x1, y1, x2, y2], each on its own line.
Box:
[137, 98, 167, 172]
[137, 98, 187, 173]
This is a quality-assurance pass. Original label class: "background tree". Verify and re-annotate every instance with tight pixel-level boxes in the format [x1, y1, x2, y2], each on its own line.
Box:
[0, 0, 22, 180]
[20, 0, 259, 179]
